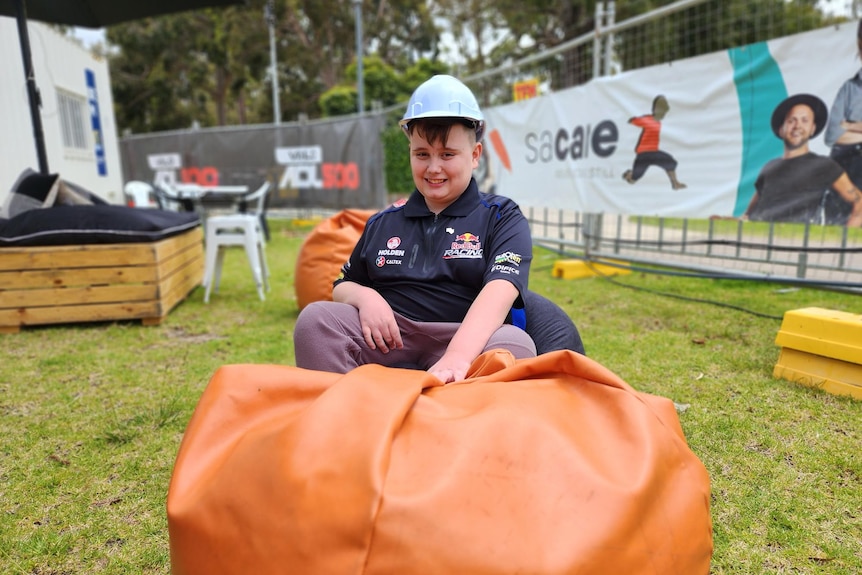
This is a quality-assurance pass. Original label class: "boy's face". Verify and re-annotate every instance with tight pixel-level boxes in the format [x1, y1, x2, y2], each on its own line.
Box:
[409, 123, 482, 214]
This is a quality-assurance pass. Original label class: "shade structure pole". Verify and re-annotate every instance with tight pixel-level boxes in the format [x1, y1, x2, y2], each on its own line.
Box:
[13, 0, 49, 173]
[352, 0, 364, 115]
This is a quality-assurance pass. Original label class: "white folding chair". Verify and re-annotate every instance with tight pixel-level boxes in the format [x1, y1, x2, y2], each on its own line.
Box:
[202, 181, 272, 303]
[235, 179, 271, 241]
[123, 181, 156, 208]
[153, 182, 194, 212]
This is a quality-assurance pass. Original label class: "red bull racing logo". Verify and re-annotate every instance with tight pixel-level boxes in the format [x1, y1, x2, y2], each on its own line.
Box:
[444, 232, 483, 259]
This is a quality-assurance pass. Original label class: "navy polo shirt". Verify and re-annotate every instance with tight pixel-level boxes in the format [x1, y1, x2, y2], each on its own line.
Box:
[336, 178, 532, 323]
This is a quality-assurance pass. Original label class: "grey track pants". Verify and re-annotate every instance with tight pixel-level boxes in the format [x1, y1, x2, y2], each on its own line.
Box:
[294, 301, 537, 373]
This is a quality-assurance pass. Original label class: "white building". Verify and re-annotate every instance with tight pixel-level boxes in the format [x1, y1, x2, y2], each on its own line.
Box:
[1, 19, 123, 206]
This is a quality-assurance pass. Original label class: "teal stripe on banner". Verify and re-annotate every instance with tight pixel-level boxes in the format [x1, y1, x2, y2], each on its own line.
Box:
[729, 43, 786, 216]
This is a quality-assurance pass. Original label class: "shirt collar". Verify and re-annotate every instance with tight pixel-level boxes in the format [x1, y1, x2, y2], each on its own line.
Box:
[403, 177, 481, 218]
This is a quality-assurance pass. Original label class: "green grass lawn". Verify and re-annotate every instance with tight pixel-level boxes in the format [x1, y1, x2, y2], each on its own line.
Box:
[1, 219, 860, 574]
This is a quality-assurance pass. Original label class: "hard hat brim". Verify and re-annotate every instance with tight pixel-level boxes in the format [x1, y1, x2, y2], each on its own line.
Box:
[399, 111, 483, 128]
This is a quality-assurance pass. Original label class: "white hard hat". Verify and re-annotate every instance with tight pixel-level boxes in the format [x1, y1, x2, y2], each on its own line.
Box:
[399, 75, 485, 141]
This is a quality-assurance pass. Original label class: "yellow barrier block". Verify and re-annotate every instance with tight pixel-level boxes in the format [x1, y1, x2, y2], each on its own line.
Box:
[773, 307, 862, 400]
[552, 259, 631, 280]
[291, 218, 324, 227]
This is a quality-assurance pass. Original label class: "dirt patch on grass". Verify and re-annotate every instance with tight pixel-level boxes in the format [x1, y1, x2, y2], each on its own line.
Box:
[163, 327, 225, 344]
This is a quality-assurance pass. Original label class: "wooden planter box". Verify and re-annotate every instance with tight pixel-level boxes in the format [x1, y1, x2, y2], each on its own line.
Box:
[0, 227, 203, 333]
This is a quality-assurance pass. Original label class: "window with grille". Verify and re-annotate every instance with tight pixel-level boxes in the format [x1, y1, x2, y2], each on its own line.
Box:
[57, 89, 89, 150]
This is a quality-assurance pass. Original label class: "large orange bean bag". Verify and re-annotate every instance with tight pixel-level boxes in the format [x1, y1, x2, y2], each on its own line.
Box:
[167, 350, 713, 574]
[294, 209, 376, 309]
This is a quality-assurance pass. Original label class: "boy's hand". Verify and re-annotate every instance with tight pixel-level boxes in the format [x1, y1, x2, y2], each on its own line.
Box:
[356, 291, 403, 353]
[428, 353, 473, 384]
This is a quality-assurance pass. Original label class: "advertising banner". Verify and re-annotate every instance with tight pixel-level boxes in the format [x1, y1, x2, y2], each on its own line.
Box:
[120, 115, 387, 209]
[483, 21, 861, 226]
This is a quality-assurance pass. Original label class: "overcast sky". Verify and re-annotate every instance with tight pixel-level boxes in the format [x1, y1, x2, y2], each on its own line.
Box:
[71, 27, 105, 47]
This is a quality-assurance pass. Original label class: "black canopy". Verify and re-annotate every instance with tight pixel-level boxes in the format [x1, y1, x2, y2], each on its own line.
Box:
[0, 0, 246, 173]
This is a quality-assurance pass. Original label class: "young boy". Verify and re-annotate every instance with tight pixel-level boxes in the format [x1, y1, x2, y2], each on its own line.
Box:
[293, 74, 536, 383]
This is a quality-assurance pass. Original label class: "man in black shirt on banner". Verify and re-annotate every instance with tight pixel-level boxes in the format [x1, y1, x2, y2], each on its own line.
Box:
[744, 93, 862, 226]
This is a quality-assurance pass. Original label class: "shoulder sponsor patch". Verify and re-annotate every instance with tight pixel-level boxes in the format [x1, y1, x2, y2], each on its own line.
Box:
[494, 251, 523, 266]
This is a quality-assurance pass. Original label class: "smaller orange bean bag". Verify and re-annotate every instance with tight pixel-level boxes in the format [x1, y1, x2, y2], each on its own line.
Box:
[167, 350, 713, 574]
[294, 209, 376, 310]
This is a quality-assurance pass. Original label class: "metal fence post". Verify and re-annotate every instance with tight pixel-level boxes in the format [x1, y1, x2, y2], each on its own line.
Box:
[593, 2, 604, 79]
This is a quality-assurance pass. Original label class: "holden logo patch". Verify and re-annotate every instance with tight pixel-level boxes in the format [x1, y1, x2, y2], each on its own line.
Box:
[387, 237, 401, 249]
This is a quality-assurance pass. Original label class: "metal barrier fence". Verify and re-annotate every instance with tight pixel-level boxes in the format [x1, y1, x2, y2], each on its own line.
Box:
[451, 0, 862, 289]
[460, 0, 851, 108]
[526, 210, 862, 289]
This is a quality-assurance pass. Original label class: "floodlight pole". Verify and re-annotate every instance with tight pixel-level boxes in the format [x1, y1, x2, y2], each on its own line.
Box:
[265, 1, 281, 125]
[352, 0, 364, 115]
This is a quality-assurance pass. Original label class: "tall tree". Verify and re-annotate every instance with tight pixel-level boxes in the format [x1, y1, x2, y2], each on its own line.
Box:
[108, 0, 449, 132]
[429, 0, 508, 75]
[365, 0, 440, 67]
[108, 15, 206, 133]
[107, 5, 270, 133]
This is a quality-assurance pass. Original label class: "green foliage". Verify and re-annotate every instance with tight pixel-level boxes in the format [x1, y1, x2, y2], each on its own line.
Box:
[107, 18, 198, 133]
[322, 55, 446, 119]
[365, 0, 439, 64]
[383, 123, 414, 196]
[401, 58, 451, 91]
[319, 85, 358, 117]
[345, 55, 408, 109]
[495, 0, 595, 52]
[107, 5, 273, 132]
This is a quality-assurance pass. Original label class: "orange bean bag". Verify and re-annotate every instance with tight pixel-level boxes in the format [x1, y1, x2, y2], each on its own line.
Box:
[167, 350, 713, 574]
[294, 209, 376, 310]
